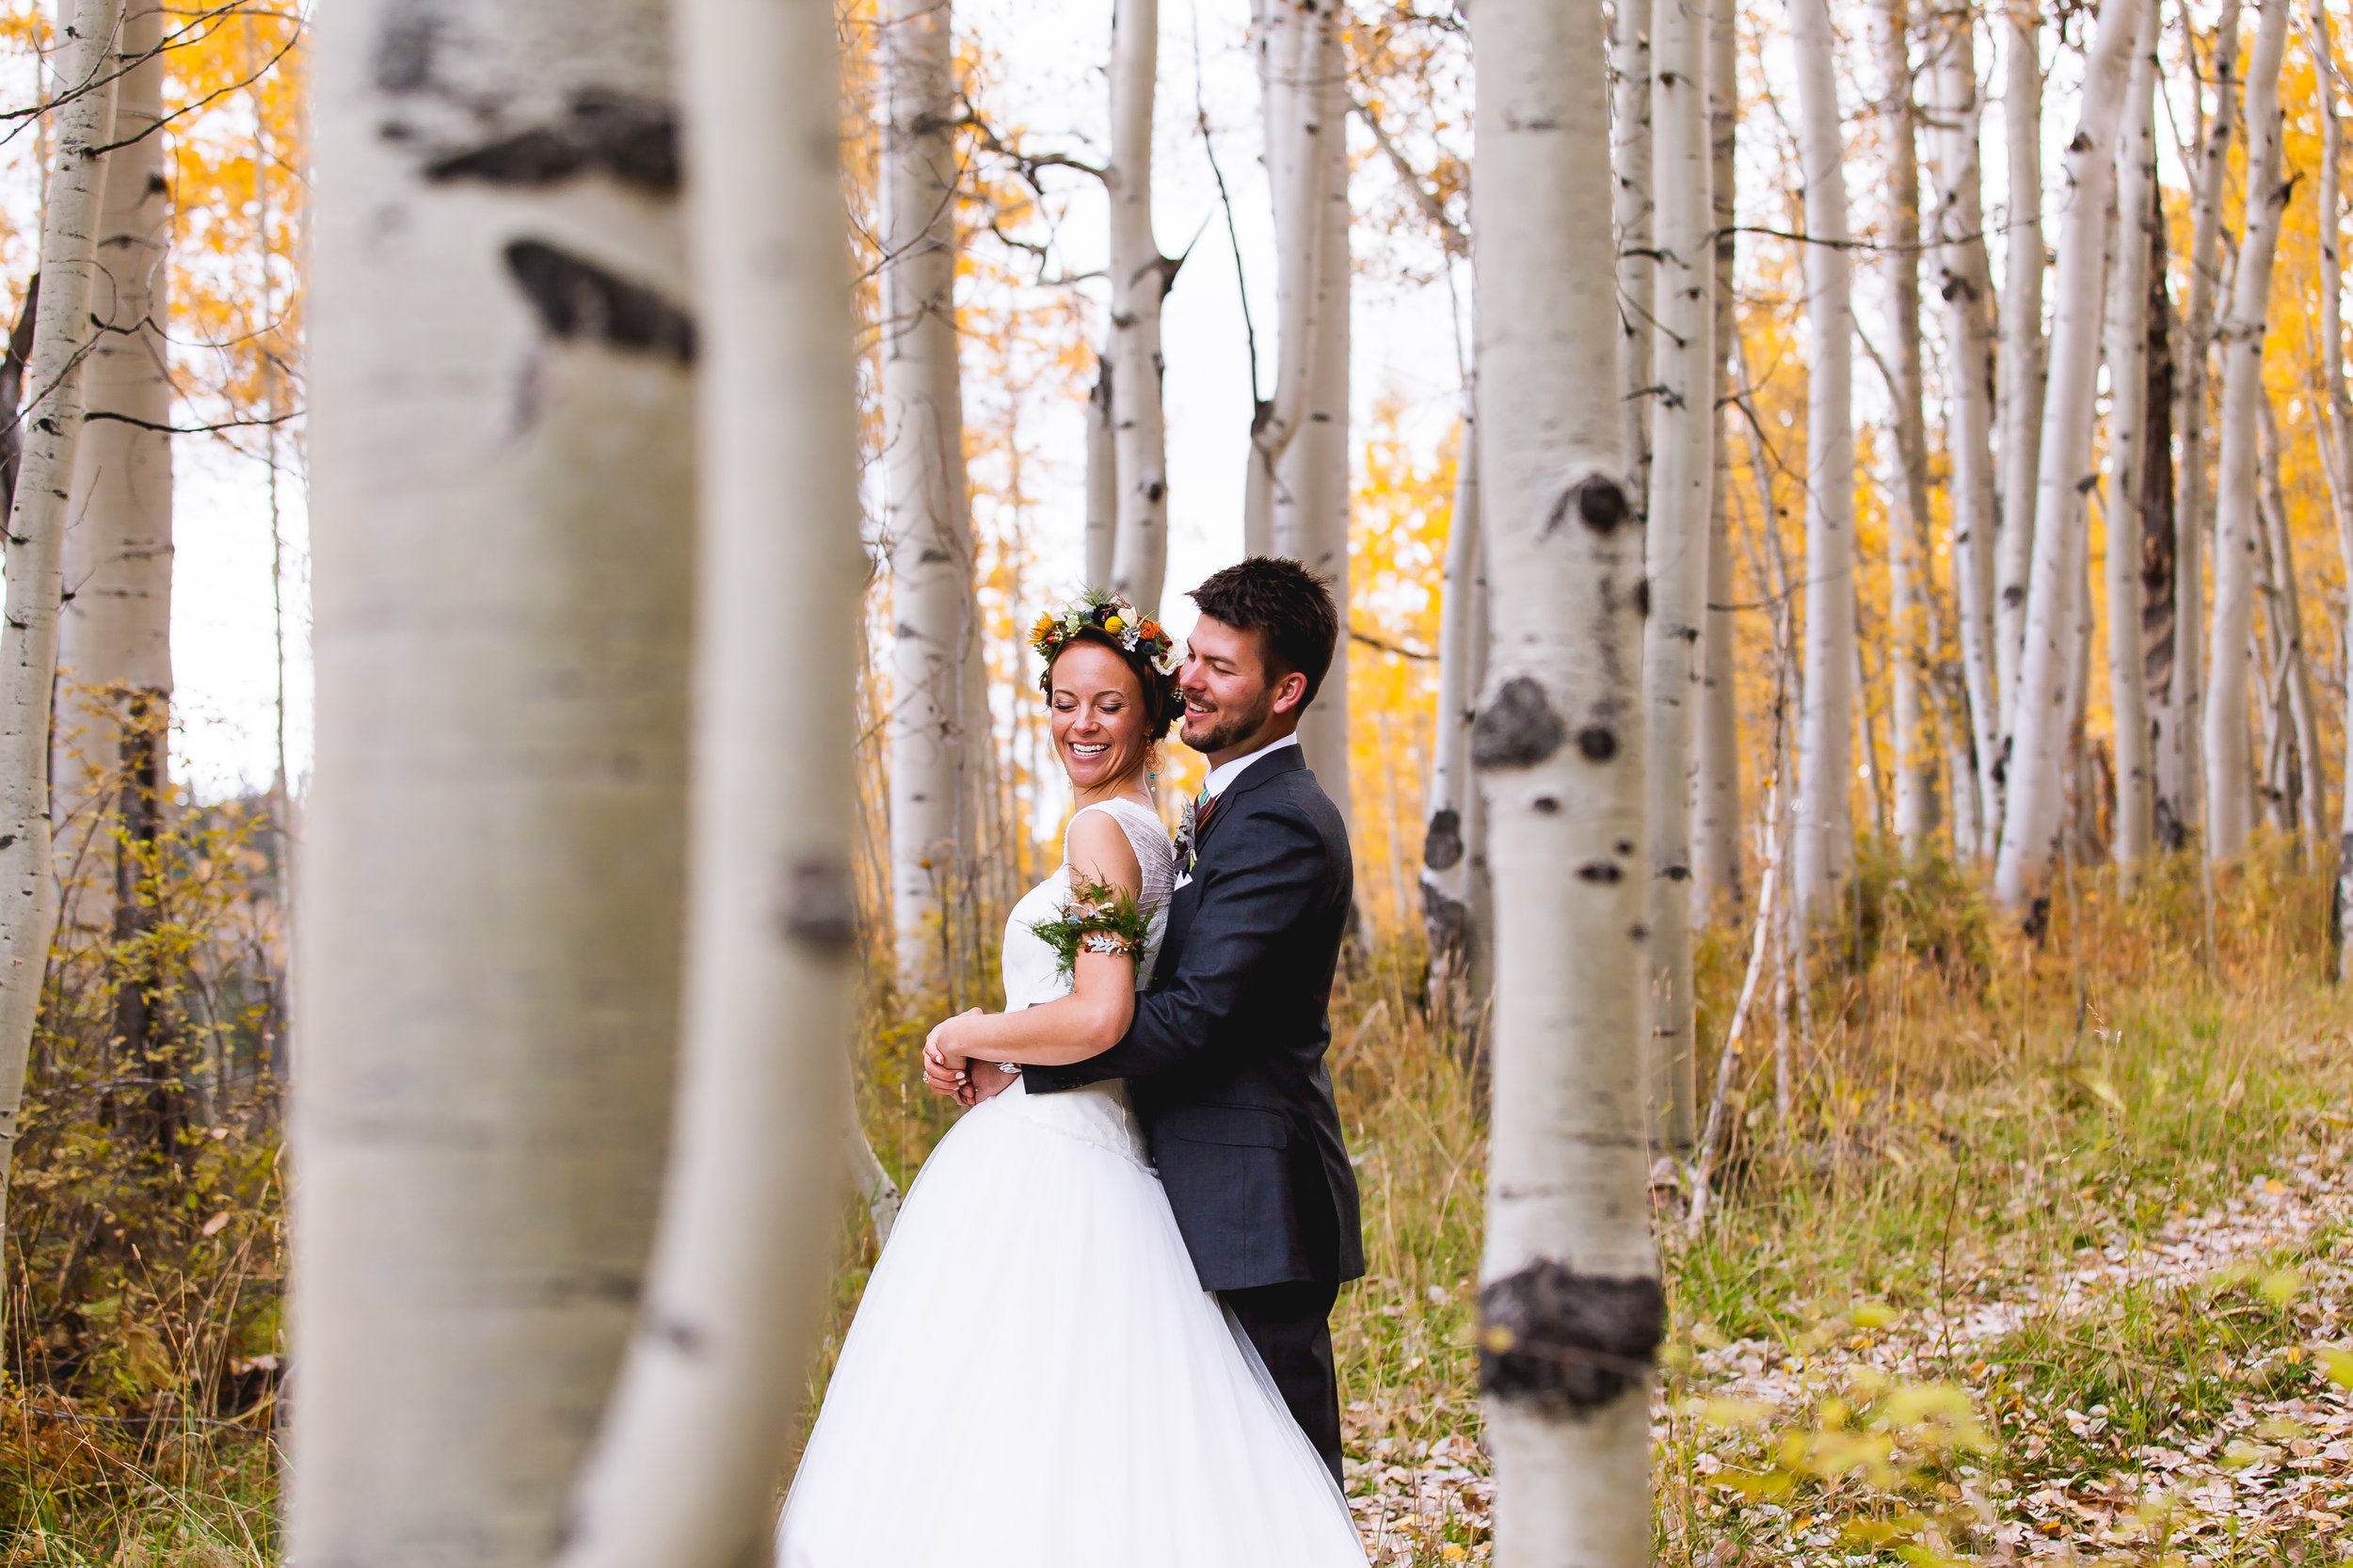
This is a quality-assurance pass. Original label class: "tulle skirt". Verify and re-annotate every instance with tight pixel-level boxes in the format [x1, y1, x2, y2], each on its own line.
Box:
[776, 1080, 1367, 1567]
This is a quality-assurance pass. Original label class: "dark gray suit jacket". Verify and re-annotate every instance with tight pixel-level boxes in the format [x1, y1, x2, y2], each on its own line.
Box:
[1027, 745, 1366, 1293]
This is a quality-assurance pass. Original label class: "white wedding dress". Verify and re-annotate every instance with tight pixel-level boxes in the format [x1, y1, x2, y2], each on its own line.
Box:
[777, 796, 1367, 1567]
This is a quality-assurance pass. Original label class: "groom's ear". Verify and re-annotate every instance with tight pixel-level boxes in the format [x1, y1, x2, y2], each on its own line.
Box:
[1269, 668, 1310, 716]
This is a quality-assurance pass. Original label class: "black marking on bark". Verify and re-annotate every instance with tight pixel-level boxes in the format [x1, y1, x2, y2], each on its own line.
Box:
[0, 835, 15, 852]
[1576, 860, 1622, 883]
[1145, 480, 1166, 503]
[1477, 1263, 1663, 1416]
[1576, 726, 1618, 762]
[1616, 840, 1634, 856]
[1423, 808, 1464, 871]
[2073, 472, 2100, 494]
[1471, 677, 1564, 768]
[372, 0, 436, 90]
[1630, 923, 1651, 942]
[504, 241, 696, 364]
[1633, 577, 1650, 618]
[1665, 864, 1689, 881]
[779, 859, 857, 955]
[654, 1315, 707, 1356]
[1544, 474, 1633, 537]
[919, 547, 951, 565]
[425, 91, 680, 193]
[2001, 583, 2025, 608]
[1533, 796, 1560, 815]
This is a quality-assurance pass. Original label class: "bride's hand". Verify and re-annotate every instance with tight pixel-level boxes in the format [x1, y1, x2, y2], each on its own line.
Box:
[920, 1010, 986, 1100]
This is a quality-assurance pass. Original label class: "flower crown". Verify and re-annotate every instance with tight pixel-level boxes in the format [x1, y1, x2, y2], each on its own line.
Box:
[1028, 589, 1177, 678]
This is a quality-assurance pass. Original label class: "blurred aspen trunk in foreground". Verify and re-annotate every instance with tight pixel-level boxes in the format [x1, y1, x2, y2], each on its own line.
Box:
[291, 0, 696, 1556]
[2309, 0, 2353, 979]
[1468, 0, 1660, 1560]
[0, 0, 124, 1251]
[553, 0, 859, 1553]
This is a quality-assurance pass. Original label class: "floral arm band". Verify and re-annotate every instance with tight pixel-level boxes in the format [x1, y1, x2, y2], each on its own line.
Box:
[1029, 880, 1154, 979]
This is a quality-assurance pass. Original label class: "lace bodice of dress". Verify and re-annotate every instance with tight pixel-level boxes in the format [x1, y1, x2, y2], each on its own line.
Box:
[1000, 796, 1174, 1012]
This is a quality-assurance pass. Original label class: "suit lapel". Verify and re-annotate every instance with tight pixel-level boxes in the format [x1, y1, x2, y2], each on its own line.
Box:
[1194, 745, 1305, 861]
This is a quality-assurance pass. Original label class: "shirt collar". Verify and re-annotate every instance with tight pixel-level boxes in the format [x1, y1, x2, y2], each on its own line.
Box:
[1202, 733, 1300, 800]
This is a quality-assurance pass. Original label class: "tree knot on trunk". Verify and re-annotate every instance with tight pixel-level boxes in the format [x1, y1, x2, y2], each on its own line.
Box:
[1422, 808, 1464, 871]
[1477, 1262, 1664, 1416]
[1543, 472, 1632, 536]
[777, 859, 857, 957]
[503, 241, 696, 365]
[421, 90, 680, 195]
[1471, 677, 1564, 768]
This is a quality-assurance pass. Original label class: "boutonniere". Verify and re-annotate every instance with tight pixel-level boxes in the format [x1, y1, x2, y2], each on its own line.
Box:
[1173, 795, 1198, 873]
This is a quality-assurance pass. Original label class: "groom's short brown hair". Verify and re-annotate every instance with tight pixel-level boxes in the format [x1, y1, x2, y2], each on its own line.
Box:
[1189, 557, 1339, 707]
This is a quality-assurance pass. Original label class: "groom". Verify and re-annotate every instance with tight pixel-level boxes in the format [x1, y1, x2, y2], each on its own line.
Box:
[936, 557, 1364, 1480]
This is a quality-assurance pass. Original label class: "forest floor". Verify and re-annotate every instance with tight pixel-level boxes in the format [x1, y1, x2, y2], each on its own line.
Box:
[6, 845, 2350, 1568]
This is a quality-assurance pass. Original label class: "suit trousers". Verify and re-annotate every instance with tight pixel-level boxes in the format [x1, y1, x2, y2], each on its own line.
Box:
[1221, 1274, 1343, 1483]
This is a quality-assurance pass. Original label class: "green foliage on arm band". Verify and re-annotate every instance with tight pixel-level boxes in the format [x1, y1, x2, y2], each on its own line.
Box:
[1028, 879, 1153, 978]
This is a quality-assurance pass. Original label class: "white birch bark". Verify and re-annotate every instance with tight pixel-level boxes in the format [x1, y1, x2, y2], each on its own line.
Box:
[1877, 0, 1931, 858]
[1691, 0, 1744, 913]
[289, 0, 696, 1557]
[552, 0, 859, 1552]
[0, 0, 121, 1236]
[2309, 0, 2353, 974]
[2257, 397, 2325, 845]
[1424, 401, 1484, 1010]
[882, 0, 982, 992]
[1469, 0, 1659, 1559]
[2102, 0, 2160, 878]
[1990, 0, 2139, 910]
[55, 0, 171, 939]
[1084, 354, 1115, 593]
[1788, 0, 1856, 925]
[1993, 0, 2045, 742]
[2201, 0, 2292, 861]
[1277, 27, 1352, 821]
[2169, 0, 2243, 849]
[1612, 0, 1654, 518]
[1107, 0, 1173, 618]
[1247, 0, 1335, 553]
[1927, 0, 2003, 857]
[1643, 0, 1712, 1153]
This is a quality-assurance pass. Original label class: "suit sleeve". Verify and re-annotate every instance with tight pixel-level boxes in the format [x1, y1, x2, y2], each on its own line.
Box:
[1029, 799, 1335, 1090]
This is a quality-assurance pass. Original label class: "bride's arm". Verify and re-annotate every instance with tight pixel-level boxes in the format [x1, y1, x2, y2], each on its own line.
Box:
[926, 811, 1145, 1071]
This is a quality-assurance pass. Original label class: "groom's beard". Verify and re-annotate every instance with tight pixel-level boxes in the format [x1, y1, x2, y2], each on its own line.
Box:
[1181, 686, 1277, 757]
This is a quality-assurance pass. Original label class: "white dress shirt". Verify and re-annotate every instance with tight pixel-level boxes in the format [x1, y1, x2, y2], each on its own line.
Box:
[1201, 732, 1301, 801]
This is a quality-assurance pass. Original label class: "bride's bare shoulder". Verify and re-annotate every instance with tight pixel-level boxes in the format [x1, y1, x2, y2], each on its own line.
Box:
[1064, 804, 1145, 893]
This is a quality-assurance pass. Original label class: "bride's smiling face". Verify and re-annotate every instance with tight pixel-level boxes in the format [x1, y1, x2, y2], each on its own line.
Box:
[1048, 640, 1150, 792]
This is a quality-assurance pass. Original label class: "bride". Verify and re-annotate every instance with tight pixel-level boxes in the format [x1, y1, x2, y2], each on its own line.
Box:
[777, 595, 1367, 1567]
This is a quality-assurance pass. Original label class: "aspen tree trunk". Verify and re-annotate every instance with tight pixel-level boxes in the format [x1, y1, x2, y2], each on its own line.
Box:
[1276, 24, 1353, 818]
[882, 0, 980, 994]
[1247, 0, 1335, 553]
[1469, 0, 1661, 1560]
[2202, 0, 2291, 861]
[2138, 183, 2182, 850]
[1691, 0, 1744, 914]
[290, 0, 696, 1556]
[1084, 356, 1115, 593]
[1993, 0, 2045, 737]
[2257, 398, 2325, 846]
[0, 0, 121, 1238]
[2311, 0, 2353, 974]
[1788, 0, 1856, 925]
[1643, 0, 1712, 1153]
[0, 282, 38, 519]
[1612, 0, 1654, 518]
[2102, 0, 2160, 879]
[56, 0, 172, 939]
[1107, 0, 1173, 618]
[1927, 0, 2003, 856]
[2169, 0, 2243, 849]
[1877, 0, 1932, 858]
[1424, 404, 1484, 1016]
[552, 0, 860, 1553]
[1991, 0, 2140, 910]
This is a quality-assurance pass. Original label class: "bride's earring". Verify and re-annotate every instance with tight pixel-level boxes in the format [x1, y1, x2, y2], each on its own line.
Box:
[1145, 744, 1159, 791]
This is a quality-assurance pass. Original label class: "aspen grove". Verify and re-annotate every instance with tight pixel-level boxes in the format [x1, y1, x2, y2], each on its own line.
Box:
[0, 0, 2345, 1562]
